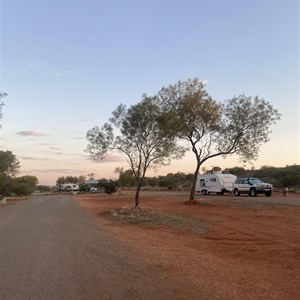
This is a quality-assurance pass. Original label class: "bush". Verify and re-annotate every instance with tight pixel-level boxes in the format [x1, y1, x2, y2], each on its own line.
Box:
[104, 181, 117, 194]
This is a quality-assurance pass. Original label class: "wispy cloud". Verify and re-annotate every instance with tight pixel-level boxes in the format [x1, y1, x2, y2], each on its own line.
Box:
[49, 147, 61, 151]
[17, 131, 48, 137]
[27, 61, 72, 77]
[19, 156, 49, 161]
[30, 168, 86, 174]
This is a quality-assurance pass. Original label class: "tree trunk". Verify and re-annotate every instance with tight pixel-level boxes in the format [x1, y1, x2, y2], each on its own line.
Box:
[134, 189, 140, 207]
[135, 181, 142, 207]
[189, 162, 201, 201]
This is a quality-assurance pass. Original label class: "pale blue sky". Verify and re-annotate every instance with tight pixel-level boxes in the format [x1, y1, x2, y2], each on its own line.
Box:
[1, 0, 299, 185]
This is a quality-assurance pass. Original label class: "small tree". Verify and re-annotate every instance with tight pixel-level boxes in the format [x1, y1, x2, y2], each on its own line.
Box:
[158, 78, 281, 201]
[86, 95, 185, 207]
[104, 180, 117, 194]
[0, 150, 20, 196]
[115, 168, 136, 188]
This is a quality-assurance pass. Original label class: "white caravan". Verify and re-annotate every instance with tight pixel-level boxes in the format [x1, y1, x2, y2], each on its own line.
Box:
[61, 183, 79, 192]
[195, 173, 237, 195]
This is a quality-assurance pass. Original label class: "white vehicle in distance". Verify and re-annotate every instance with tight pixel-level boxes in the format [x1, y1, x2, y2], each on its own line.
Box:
[233, 178, 272, 197]
[90, 186, 97, 193]
[195, 173, 237, 195]
[61, 183, 79, 192]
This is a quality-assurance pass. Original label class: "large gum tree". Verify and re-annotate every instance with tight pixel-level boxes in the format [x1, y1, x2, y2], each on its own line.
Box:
[86, 95, 185, 207]
[157, 78, 281, 201]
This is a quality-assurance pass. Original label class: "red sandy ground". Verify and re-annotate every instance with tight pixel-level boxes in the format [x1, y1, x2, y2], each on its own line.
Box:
[75, 192, 300, 300]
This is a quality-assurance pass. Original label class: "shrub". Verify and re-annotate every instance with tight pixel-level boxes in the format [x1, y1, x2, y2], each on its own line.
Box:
[104, 181, 117, 194]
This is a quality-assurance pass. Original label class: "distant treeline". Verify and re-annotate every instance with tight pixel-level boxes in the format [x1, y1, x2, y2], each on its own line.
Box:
[38, 165, 299, 193]
[142, 165, 300, 190]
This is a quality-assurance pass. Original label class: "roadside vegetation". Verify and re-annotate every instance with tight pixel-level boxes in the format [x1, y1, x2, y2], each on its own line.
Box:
[0, 150, 38, 197]
[0, 92, 39, 198]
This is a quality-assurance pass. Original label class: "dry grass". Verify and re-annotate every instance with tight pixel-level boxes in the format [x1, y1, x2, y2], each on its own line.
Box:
[110, 207, 208, 234]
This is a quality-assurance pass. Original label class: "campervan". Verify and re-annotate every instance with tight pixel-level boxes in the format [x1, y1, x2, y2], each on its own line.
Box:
[61, 183, 79, 192]
[195, 173, 237, 195]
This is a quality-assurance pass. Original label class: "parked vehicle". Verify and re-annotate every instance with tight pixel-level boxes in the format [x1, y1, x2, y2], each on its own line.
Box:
[90, 186, 97, 193]
[61, 183, 79, 192]
[195, 173, 237, 195]
[233, 178, 272, 197]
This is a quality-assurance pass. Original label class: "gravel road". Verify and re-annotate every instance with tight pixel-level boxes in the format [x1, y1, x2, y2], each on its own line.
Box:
[0, 195, 187, 300]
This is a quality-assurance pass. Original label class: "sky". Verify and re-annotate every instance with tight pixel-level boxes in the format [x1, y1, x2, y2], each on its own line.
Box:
[0, 0, 299, 186]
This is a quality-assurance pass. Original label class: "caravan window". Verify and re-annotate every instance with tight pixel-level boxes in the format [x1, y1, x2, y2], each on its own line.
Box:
[199, 179, 205, 187]
[210, 178, 216, 182]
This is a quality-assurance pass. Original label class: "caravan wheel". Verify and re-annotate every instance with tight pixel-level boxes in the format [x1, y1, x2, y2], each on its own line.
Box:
[202, 190, 207, 195]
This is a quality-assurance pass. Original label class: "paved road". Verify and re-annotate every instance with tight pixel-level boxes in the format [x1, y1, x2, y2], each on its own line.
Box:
[0, 195, 184, 300]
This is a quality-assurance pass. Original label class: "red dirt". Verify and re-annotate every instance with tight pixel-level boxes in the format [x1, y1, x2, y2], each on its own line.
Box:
[75, 192, 300, 300]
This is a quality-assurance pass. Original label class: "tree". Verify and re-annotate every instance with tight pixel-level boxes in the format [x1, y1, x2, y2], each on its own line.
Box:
[0, 150, 20, 195]
[224, 166, 248, 177]
[56, 176, 78, 189]
[274, 165, 300, 187]
[158, 78, 281, 201]
[104, 180, 117, 194]
[9, 175, 38, 196]
[78, 175, 86, 185]
[37, 185, 51, 192]
[114, 168, 136, 187]
[86, 95, 185, 207]
[0, 92, 7, 128]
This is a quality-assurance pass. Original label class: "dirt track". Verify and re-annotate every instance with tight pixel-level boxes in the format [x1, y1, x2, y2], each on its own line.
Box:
[76, 191, 300, 300]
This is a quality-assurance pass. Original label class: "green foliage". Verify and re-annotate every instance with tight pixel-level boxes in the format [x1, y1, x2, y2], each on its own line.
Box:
[9, 176, 38, 196]
[78, 175, 86, 185]
[0, 150, 20, 178]
[37, 185, 51, 192]
[104, 180, 117, 194]
[0, 150, 20, 195]
[157, 78, 281, 200]
[273, 165, 300, 187]
[219, 95, 281, 162]
[56, 176, 79, 189]
[87, 95, 186, 207]
[79, 184, 90, 192]
[115, 168, 136, 187]
[224, 166, 249, 177]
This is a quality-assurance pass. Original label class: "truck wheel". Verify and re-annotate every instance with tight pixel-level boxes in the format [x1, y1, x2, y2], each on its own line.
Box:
[234, 189, 240, 196]
[250, 188, 257, 197]
[265, 191, 272, 197]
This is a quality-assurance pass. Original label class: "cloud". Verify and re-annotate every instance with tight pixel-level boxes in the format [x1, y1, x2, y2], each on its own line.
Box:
[27, 61, 72, 77]
[30, 168, 86, 174]
[49, 147, 61, 150]
[51, 70, 72, 77]
[17, 131, 48, 136]
[19, 156, 49, 161]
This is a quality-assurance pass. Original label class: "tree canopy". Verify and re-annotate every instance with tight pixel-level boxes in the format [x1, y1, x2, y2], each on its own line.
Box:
[0, 151, 21, 196]
[87, 95, 186, 207]
[157, 78, 281, 200]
